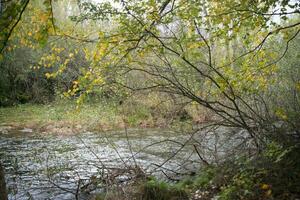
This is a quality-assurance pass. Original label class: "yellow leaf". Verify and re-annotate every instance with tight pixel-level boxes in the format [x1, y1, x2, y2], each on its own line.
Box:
[45, 73, 51, 79]
[275, 108, 288, 120]
[266, 189, 272, 196]
[261, 183, 270, 190]
[296, 82, 300, 91]
[40, 13, 48, 22]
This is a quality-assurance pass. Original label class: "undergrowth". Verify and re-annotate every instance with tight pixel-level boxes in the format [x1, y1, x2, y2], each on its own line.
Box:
[95, 142, 300, 200]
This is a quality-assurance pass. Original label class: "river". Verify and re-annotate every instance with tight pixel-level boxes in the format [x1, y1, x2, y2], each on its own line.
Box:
[0, 128, 203, 200]
[0, 125, 251, 200]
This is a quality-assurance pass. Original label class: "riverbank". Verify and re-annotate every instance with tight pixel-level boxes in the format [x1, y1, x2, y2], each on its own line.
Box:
[0, 99, 209, 135]
[0, 101, 148, 135]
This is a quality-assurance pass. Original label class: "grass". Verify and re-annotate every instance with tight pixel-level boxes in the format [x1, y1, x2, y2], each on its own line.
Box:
[0, 100, 124, 130]
[139, 178, 189, 200]
[0, 101, 95, 123]
[94, 177, 189, 200]
[0, 98, 175, 131]
[0, 94, 211, 132]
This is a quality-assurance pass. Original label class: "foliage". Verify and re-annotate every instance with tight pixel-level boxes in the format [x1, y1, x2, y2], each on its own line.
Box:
[192, 167, 217, 189]
[176, 143, 300, 200]
[1, 1, 299, 145]
[0, 0, 99, 105]
[0, 0, 54, 105]
[58, 0, 300, 148]
[138, 178, 189, 200]
[90, 143, 300, 199]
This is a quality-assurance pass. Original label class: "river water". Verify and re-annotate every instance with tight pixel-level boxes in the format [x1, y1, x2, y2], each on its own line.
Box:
[0, 128, 203, 200]
[0, 126, 251, 200]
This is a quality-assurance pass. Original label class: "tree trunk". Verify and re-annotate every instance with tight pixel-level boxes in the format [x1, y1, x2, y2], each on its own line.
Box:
[0, 163, 8, 200]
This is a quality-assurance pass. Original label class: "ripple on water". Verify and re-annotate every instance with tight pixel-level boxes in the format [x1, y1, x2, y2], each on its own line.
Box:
[1, 127, 243, 200]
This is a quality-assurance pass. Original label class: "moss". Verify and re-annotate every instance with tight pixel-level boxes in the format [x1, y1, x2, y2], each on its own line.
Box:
[138, 179, 189, 200]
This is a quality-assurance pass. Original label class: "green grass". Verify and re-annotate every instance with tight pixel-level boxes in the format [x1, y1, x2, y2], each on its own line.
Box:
[0, 98, 170, 131]
[0, 95, 201, 131]
[139, 178, 189, 200]
[0, 100, 122, 129]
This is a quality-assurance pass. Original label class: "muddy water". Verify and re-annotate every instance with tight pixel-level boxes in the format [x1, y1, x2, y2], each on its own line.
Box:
[0, 128, 201, 200]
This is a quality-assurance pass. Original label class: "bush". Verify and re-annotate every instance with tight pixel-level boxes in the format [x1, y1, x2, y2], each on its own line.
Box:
[207, 143, 300, 200]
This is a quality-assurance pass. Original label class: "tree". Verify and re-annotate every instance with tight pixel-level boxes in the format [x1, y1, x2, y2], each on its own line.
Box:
[64, 0, 299, 148]
[0, 0, 58, 105]
[1, 0, 299, 146]
[0, 0, 97, 105]
[0, 0, 30, 53]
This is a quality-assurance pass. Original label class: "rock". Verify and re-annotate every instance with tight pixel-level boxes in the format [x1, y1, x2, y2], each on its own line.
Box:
[0, 126, 13, 134]
[75, 124, 82, 129]
[19, 128, 33, 133]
